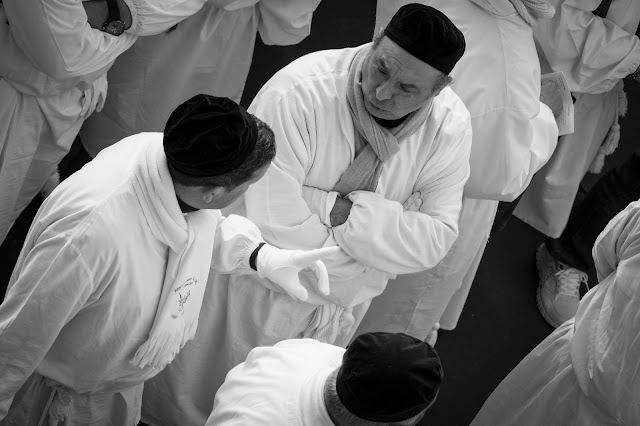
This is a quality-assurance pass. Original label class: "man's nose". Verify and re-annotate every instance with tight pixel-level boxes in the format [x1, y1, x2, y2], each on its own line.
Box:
[375, 81, 393, 101]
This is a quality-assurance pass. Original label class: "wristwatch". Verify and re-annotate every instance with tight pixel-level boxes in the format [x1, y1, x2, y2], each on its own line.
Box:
[102, 0, 126, 36]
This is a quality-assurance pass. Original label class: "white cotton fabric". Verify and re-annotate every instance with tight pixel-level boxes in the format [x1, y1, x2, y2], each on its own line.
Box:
[0, 2, 136, 246]
[356, 0, 559, 339]
[140, 44, 471, 426]
[80, 0, 320, 157]
[514, 0, 640, 237]
[472, 199, 640, 425]
[206, 339, 340, 425]
[0, 133, 262, 425]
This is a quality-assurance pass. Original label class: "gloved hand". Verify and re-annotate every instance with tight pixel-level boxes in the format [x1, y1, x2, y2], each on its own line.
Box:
[256, 245, 341, 301]
[81, 74, 108, 117]
[403, 191, 423, 212]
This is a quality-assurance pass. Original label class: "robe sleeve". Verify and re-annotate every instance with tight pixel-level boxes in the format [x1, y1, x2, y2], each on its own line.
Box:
[2, 0, 137, 80]
[246, 86, 367, 281]
[257, 0, 320, 46]
[0, 231, 96, 419]
[582, 199, 640, 423]
[535, 0, 640, 94]
[210, 214, 264, 275]
[464, 102, 558, 201]
[301, 185, 339, 228]
[331, 120, 472, 275]
[246, 91, 334, 250]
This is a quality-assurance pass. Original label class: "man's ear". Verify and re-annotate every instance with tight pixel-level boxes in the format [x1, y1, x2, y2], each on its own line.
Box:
[202, 186, 227, 204]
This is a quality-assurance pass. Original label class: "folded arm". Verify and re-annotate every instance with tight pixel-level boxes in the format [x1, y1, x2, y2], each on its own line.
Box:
[0, 232, 95, 419]
[3, 0, 136, 80]
[332, 128, 472, 275]
[536, 0, 640, 94]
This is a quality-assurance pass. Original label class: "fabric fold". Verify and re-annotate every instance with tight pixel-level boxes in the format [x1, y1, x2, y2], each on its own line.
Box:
[129, 140, 217, 370]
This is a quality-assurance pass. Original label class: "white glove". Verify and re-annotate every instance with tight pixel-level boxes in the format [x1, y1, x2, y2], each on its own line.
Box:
[403, 191, 423, 212]
[256, 245, 341, 301]
[80, 74, 108, 117]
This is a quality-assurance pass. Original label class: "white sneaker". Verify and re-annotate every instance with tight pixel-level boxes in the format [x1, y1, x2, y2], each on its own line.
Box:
[536, 244, 589, 328]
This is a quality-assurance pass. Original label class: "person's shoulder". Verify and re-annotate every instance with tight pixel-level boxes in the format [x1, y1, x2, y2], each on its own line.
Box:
[257, 46, 363, 98]
[432, 87, 472, 125]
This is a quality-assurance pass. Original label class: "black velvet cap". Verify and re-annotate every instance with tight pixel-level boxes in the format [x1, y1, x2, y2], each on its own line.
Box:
[163, 94, 258, 177]
[336, 332, 443, 422]
[384, 3, 465, 74]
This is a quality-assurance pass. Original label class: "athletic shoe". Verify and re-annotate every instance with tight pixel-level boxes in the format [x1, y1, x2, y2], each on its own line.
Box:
[536, 243, 589, 328]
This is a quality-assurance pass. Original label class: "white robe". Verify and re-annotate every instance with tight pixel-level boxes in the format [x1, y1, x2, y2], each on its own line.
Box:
[0, 134, 265, 425]
[514, 0, 640, 238]
[140, 44, 471, 426]
[356, 0, 558, 338]
[0, 0, 136, 246]
[206, 339, 340, 425]
[80, 0, 320, 157]
[472, 199, 640, 425]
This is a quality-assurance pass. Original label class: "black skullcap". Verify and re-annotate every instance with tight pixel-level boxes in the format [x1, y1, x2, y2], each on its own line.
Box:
[163, 94, 258, 177]
[384, 3, 465, 74]
[336, 332, 443, 422]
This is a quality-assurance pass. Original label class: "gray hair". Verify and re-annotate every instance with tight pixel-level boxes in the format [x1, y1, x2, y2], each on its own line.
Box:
[371, 28, 453, 97]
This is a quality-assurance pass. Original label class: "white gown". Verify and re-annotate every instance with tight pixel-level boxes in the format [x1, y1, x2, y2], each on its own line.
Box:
[514, 0, 640, 238]
[0, 0, 136, 246]
[140, 44, 472, 426]
[472, 199, 640, 425]
[0, 134, 267, 425]
[80, 0, 321, 157]
[206, 339, 341, 425]
[356, 0, 558, 338]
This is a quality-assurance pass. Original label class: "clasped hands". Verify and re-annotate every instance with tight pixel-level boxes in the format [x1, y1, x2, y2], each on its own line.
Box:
[260, 191, 422, 302]
[330, 190, 423, 227]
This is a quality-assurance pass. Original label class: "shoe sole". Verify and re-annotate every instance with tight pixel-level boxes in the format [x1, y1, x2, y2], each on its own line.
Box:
[535, 245, 560, 329]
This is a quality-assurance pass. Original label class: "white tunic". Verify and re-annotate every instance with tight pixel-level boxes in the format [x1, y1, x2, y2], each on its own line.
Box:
[0, 134, 263, 425]
[0, 0, 136, 246]
[472, 199, 640, 425]
[514, 0, 640, 237]
[357, 0, 558, 338]
[206, 339, 340, 426]
[80, 0, 320, 157]
[140, 45, 471, 426]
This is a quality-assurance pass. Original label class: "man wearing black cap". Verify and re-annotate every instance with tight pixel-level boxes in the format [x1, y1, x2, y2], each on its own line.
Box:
[0, 94, 337, 425]
[207, 332, 442, 425]
[142, 5, 469, 425]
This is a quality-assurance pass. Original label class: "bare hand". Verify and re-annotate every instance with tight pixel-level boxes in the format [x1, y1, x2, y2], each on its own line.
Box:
[403, 191, 423, 212]
[330, 197, 353, 227]
[82, 0, 132, 31]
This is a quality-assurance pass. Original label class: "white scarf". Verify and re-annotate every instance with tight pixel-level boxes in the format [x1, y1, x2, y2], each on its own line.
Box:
[130, 139, 217, 369]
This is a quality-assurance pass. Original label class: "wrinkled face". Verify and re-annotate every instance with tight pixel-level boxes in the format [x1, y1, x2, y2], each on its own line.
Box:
[361, 36, 443, 120]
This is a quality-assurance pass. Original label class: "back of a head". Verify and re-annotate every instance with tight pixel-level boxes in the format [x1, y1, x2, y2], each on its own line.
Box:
[330, 332, 443, 425]
[163, 94, 275, 190]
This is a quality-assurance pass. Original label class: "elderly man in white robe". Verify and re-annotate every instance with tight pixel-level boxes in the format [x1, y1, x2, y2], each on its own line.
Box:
[207, 332, 442, 425]
[141, 4, 471, 425]
[356, 0, 559, 342]
[0, 95, 335, 425]
[472, 198, 640, 425]
[80, 0, 321, 157]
